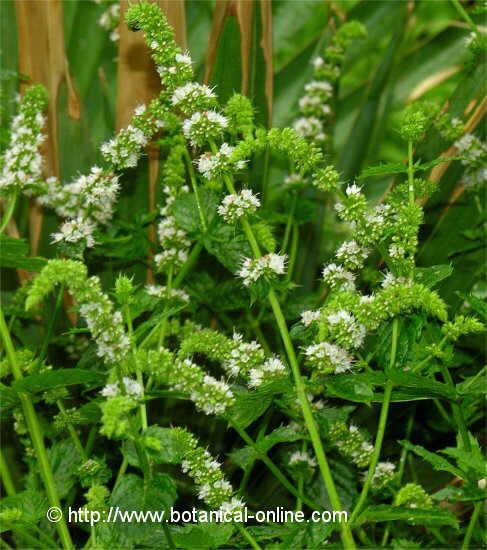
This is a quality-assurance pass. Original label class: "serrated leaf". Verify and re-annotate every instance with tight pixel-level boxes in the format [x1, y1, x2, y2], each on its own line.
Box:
[357, 162, 407, 179]
[399, 440, 464, 479]
[226, 388, 273, 429]
[414, 264, 453, 288]
[385, 369, 455, 400]
[172, 189, 219, 234]
[47, 439, 83, 499]
[173, 522, 234, 549]
[203, 224, 252, 273]
[251, 222, 276, 252]
[0, 235, 47, 271]
[98, 473, 176, 547]
[12, 368, 102, 394]
[231, 425, 302, 471]
[124, 426, 186, 468]
[325, 374, 379, 404]
[356, 504, 458, 528]
[0, 490, 47, 531]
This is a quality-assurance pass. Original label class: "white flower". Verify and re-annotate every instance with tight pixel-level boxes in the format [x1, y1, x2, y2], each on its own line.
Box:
[293, 116, 325, 140]
[175, 52, 192, 65]
[171, 82, 215, 109]
[182, 111, 228, 146]
[322, 263, 356, 291]
[301, 310, 321, 326]
[237, 253, 287, 286]
[248, 357, 286, 388]
[145, 285, 189, 302]
[217, 189, 260, 223]
[289, 450, 317, 468]
[51, 216, 96, 248]
[101, 377, 142, 398]
[304, 342, 354, 374]
[346, 184, 362, 197]
[336, 240, 369, 269]
[326, 310, 366, 349]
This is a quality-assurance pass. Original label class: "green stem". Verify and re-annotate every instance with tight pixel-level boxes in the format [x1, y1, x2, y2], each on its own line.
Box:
[183, 148, 207, 233]
[215, 158, 355, 548]
[230, 421, 322, 511]
[0, 449, 16, 496]
[125, 304, 148, 431]
[0, 308, 73, 550]
[244, 311, 272, 354]
[350, 318, 399, 525]
[282, 192, 298, 251]
[286, 223, 299, 283]
[438, 361, 471, 453]
[0, 191, 18, 234]
[461, 501, 482, 549]
[450, 0, 481, 36]
[57, 400, 87, 460]
[382, 406, 415, 547]
[237, 523, 262, 550]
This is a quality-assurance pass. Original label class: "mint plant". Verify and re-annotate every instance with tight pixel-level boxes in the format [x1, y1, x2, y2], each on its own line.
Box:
[1, 2, 486, 549]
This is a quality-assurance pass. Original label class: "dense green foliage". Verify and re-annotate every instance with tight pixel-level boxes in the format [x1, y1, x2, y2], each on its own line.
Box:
[0, 1, 486, 549]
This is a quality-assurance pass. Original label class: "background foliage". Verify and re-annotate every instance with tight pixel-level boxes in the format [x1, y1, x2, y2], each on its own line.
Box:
[0, 1, 485, 549]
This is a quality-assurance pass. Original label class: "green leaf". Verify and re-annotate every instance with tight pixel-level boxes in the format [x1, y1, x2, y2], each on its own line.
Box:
[414, 264, 453, 288]
[251, 222, 276, 252]
[357, 162, 407, 179]
[385, 370, 455, 400]
[124, 426, 186, 468]
[203, 224, 252, 273]
[172, 189, 219, 234]
[456, 373, 487, 396]
[337, 5, 408, 180]
[462, 293, 487, 322]
[399, 440, 464, 479]
[47, 439, 83, 499]
[98, 473, 176, 547]
[0, 235, 47, 271]
[0, 383, 18, 416]
[12, 368, 102, 394]
[355, 504, 459, 528]
[0, 490, 47, 532]
[440, 434, 487, 479]
[231, 425, 303, 471]
[325, 373, 381, 404]
[173, 522, 234, 549]
[226, 388, 273, 429]
[226, 380, 290, 429]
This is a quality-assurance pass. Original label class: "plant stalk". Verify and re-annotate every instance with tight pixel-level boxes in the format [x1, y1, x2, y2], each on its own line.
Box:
[350, 318, 399, 525]
[216, 165, 356, 548]
[0, 307, 73, 550]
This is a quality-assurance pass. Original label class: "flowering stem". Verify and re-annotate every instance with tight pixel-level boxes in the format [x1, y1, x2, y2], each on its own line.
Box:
[0, 190, 18, 234]
[407, 140, 415, 206]
[125, 304, 148, 431]
[218, 166, 356, 548]
[350, 318, 399, 525]
[286, 223, 299, 283]
[0, 307, 73, 550]
[282, 192, 297, 251]
[183, 147, 207, 233]
[461, 500, 482, 549]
